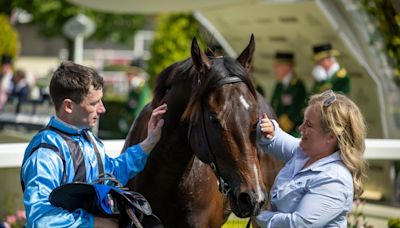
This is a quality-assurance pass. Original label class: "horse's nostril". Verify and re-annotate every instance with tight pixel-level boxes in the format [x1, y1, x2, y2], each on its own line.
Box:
[238, 192, 252, 205]
[236, 191, 266, 217]
[237, 192, 253, 217]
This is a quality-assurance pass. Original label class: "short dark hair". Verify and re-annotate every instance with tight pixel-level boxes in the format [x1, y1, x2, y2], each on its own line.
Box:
[274, 51, 294, 63]
[312, 43, 339, 62]
[49, 61, 104, 111]
[14, 69, 26, 78]
[1, 55, 12, 65]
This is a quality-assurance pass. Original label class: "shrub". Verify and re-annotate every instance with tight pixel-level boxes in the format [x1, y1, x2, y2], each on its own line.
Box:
[0, 14, 19, 60]
[389, 217, 400, 228]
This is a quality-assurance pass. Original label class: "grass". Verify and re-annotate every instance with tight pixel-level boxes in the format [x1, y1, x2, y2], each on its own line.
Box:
[222, 215, 253, 228]
[0, 128, 35, 143]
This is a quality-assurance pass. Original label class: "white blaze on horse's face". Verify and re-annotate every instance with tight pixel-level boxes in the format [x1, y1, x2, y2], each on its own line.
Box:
[252, 164, 264, 202]
[239, 94, 250, 110]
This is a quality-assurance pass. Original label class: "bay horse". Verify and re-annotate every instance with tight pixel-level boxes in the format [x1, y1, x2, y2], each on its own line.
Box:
[122, 35, 279, 227]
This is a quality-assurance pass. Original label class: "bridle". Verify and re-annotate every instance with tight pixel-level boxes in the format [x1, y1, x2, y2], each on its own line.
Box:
[187, 60, 245, 197]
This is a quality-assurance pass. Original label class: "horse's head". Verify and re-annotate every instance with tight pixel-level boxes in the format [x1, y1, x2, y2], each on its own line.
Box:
[177, 35, 265, 218]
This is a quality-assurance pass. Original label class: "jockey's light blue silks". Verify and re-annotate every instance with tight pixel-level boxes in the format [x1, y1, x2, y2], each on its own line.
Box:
[21, 116, 149, 227]
[256, 120, 353, 228]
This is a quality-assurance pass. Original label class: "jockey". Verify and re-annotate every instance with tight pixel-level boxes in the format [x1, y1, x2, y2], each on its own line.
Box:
[20, 61, 167, 227]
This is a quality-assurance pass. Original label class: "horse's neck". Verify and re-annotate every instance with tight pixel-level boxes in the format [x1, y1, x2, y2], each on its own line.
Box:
[152, 122, 194, 173]
[133, 105, 196, 188]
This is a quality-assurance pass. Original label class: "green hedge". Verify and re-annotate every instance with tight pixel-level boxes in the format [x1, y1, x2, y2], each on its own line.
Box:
[389, 218, 400, 228]
[0, 14, 19, 61]
[98, 99, 128, 139]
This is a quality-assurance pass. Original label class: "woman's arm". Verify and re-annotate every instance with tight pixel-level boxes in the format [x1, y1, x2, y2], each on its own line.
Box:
[258, 115, 301, 162]
[256, 175, 351, 227]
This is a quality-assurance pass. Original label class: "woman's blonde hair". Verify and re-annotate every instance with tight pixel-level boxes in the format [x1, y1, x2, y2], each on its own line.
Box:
[309, 91, 367, 197]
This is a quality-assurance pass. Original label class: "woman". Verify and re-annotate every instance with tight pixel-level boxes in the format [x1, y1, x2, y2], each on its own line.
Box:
[257, 90, 367, 227]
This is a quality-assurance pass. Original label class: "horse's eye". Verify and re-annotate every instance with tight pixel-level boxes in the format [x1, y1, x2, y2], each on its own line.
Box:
[209, 115, 219, 123]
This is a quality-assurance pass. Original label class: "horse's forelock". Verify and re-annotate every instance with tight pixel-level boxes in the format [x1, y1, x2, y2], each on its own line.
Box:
[181, 57, 256, 123]
[223, 57, 257, 98]
[181, 59, 225, 120]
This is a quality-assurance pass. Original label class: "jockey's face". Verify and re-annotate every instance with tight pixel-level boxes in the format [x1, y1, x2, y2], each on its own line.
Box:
[70, 85, 106, 129]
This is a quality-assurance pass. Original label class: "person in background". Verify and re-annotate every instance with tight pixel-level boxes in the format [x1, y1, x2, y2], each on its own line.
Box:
[9, 69, 30, 114]
[270, 52, 307, 136]
[256, 90, 367, 227]
[0, 55, 14, 111]
[311, 43, 350, 95]
[0, 220, 6, 228]
[21, 61, 167, 227]
[125, 65, 152, 119]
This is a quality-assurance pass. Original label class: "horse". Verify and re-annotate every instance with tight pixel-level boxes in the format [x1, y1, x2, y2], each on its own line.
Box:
[122, 35, 280, 228]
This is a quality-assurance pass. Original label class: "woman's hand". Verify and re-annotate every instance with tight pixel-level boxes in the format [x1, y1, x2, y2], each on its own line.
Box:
[260, 113, 274, 139]
[140, 103, 167, 153]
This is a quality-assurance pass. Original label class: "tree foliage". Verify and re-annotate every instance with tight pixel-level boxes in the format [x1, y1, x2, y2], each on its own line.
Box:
[0, 14, 19, 60]
[360, 0, 400, 86]
[147, 13, 205, 86]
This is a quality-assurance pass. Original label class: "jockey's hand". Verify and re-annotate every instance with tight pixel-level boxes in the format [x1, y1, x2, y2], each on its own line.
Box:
[260, 113, 274, 139]
[94, 217, 118, 228]
[140, 103, 167, 153]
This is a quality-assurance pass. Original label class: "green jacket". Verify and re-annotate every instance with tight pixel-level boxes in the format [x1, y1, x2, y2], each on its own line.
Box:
[126, 82, 152, 122]
[271, 74, 307, 136]
[312, 67, 350, 95]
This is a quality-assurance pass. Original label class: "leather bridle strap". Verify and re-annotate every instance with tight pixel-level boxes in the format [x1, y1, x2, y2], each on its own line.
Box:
[216, 75, 242, 86]
[201, 103, 231, 196]
[188, 75, 243, 196]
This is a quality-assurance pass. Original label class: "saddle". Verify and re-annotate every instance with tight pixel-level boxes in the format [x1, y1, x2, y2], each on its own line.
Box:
[49, 173, 164, 228]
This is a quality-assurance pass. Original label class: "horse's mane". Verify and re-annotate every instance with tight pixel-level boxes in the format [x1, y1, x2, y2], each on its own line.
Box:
[151, 59, 192, 107]
[151, 55, 257, 122]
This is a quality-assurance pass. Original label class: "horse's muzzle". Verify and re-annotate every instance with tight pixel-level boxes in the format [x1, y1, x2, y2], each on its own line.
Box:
[234, 190, 266, 218]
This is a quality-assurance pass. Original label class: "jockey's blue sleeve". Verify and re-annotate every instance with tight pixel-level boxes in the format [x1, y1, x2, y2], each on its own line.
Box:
[103, 144, 149, 186]
[22, 148, 94, 227]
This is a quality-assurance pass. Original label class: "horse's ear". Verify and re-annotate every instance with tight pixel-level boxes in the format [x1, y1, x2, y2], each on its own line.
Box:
[237, 34, 255, 71]
[191, 38, 211, 73]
